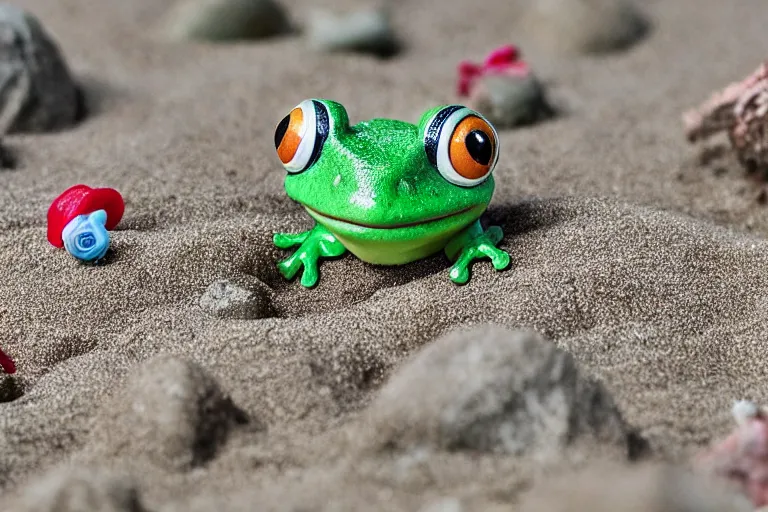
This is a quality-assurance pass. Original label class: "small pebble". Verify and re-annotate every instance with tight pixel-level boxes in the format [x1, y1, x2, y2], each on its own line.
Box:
[199, 278, 273, 320]
[469, 74, 555, 129]
[518, 0, 650, 55]
[306, 7, 400, 58]
[162, 0, 291, 42]
[0, 374, 22, 402]
[0, 3, 82, 133]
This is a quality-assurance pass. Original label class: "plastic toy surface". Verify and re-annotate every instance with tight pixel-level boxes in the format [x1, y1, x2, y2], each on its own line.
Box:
[0, 346, 15, 374]
[457, 44, 531, 97]
[47, 184, 125, 263]
[272, 99, 511, 288]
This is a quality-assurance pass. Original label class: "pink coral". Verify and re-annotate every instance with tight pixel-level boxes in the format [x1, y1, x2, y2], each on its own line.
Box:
[695, 400, 768, 507]
[457, 45, 531, 97]
[684, 62, 768, 174]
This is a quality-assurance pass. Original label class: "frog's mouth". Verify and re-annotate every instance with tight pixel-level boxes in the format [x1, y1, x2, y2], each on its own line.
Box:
[301, 204, 477, 229]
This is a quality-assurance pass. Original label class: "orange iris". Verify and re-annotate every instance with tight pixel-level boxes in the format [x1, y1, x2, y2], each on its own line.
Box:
[448, 115, 496, 180]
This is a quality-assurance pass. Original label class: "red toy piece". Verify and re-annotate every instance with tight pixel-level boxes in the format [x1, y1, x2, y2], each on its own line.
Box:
[47, 184, 125, 249]
[0, 346, 15, 374]
[457, 44, 531, 97]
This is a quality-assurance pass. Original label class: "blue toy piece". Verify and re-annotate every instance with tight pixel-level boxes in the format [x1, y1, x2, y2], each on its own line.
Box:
[61, 210, 111, 263]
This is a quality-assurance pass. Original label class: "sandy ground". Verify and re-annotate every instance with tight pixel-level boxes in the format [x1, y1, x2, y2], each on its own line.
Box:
[0, 0, 767, 510]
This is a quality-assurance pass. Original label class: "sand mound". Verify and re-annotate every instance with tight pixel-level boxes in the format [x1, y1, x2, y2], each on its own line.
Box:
[518, 462, 752, 512]
[18, 466, 147, 512]
[3, 195, 768, 509]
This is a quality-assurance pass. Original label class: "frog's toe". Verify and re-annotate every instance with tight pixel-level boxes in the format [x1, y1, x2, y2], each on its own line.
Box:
[277, 254, 303, 280]
[476, 240, 510, 272]
[276, 261, 293, 280]
[299, 265, 320, 288]
[273, 233, 302, 249]
[490, 249, 511, 271]
[448, 264, 470, 285]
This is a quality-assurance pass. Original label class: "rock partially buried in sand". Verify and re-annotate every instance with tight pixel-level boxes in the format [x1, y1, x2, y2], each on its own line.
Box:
[458, 45, 555, 129]
[0, 3, 82, 133]
[469, 74, 555, 128]
[163, 0, 291, 42]
[306, 7, 400, 58]
[19, 466, 148, 512]
[518, 0, 649, 55]
[88, 355, 249, 472]
[199, 278, 273, 319]
[360, 325, 636, 457]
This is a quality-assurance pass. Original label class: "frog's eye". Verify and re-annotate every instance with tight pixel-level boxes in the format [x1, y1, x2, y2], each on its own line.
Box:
[275, 99, 330, 173]
[424, 106, 499, 187]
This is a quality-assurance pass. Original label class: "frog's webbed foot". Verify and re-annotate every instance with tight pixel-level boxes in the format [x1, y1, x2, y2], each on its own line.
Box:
[273, 224, 347, 288]
[445, 221, 511, 285]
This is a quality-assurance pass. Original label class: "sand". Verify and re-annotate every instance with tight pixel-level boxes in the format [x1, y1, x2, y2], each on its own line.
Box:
[0, 0, 767, 510]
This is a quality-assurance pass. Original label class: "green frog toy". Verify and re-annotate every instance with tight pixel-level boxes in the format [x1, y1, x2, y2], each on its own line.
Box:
[272, 99, 511, 288]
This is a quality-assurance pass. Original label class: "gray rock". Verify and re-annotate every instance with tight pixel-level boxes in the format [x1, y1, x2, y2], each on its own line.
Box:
[163, 0, 291, 42]
[0, 4, 82, 134]
[360, 325, 635, 457]
[518, 0, 650, 55]
[0, 374, 22, 402]
[468, 74, 555, 129]
[19, 466, 148, 512]
[306, 7, 400, 58]
[199, 278, 272, 319]
[86, 355, 250, 472]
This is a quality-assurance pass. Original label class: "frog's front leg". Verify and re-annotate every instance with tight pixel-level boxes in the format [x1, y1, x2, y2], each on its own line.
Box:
[273, 223, 347, 288]
[444, 220, 511, 285]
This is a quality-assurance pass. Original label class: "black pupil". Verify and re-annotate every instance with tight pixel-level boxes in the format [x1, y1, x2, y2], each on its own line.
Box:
[274, 114, 290, 149]
[465, 130, 493, 165]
